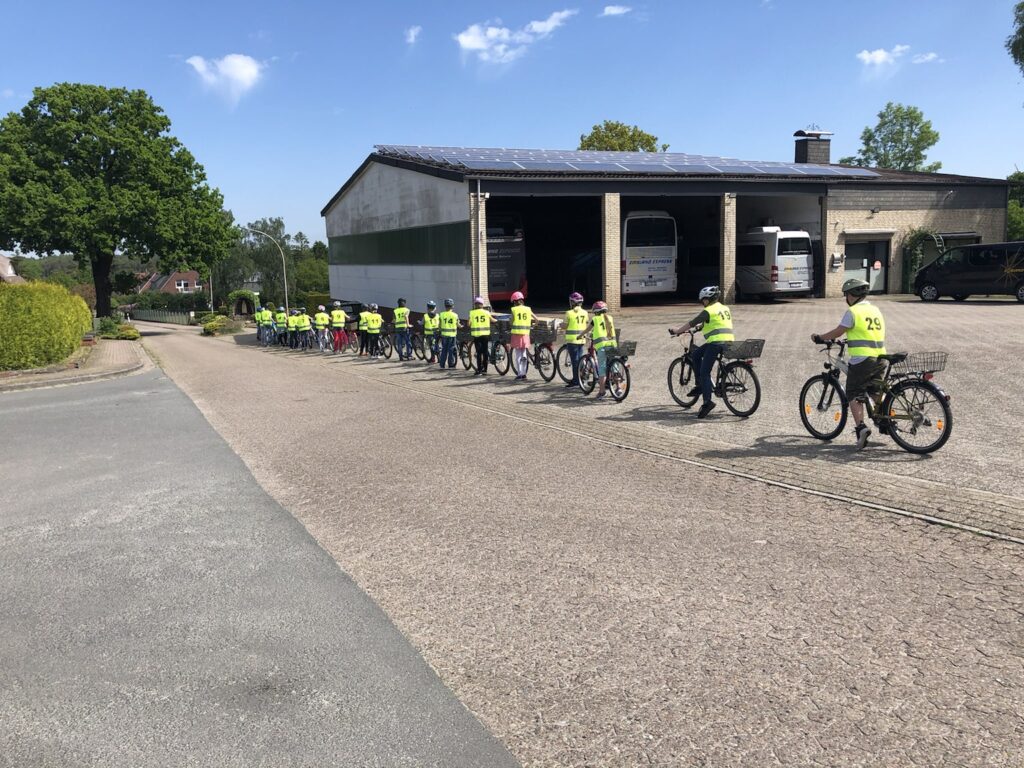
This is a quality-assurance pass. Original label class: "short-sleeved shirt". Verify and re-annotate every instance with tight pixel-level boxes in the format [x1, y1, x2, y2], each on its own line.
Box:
[839, 310, 867, 363]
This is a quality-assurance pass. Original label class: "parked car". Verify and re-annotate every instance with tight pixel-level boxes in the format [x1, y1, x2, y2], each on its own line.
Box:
[913, 242, 1024, 302]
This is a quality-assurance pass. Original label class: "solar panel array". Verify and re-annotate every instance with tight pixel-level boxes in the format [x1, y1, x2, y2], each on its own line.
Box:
[375, 145, 879, 178]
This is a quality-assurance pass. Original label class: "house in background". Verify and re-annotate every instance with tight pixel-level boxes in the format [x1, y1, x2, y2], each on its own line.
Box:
[138, 270, 203, 294]
[0, 254, 27, 284]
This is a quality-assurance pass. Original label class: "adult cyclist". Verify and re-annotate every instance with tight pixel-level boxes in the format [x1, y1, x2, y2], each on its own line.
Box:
[811, 277, 886, 450]
[669, 285, 735, 419]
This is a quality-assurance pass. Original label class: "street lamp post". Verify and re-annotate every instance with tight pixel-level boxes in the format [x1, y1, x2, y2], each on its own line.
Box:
[241, 226, 289, 312]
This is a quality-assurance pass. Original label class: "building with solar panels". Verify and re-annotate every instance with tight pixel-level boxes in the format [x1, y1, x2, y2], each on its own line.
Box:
[320, 132, 1008, 310]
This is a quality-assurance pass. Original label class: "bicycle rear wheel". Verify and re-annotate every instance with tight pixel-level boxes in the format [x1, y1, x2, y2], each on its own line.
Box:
[492, 342, 510, 375]
[882, 379, 953, 454]
[608, 359, 631, 401]
[536, 345, 556, 382]
[412, 334, 425, 360]
[555, 344, 573, 383]
[579, 355, 596, 394]
[347, 333, 359, 353]
[721, 361, 761, 417]
[459, 342, 473, 370]
[667, 357, 699, 408]
[380, 335, 393, 359]
[799, 373, 848, 440]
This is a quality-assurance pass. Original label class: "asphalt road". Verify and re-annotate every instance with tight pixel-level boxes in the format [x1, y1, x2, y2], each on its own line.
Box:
[139, 321, 1024, 767]
[0, 370, 518, 768]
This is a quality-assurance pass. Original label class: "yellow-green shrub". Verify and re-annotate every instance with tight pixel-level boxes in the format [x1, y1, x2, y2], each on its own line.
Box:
[0, 282, 92, 370]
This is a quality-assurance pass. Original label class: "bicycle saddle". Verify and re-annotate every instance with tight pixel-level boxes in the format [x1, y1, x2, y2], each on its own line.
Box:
[879, 353, 908, 363]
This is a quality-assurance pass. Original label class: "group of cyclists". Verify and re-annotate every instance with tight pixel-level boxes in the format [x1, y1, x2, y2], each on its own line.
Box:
[252, 275, 907, 450]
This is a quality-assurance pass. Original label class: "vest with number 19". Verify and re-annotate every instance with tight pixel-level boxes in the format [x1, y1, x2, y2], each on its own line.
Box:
[701, 302, 734, 343]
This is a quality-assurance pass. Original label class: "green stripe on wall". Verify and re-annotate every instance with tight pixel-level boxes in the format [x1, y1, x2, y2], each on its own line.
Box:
[329, 221, 470, 266]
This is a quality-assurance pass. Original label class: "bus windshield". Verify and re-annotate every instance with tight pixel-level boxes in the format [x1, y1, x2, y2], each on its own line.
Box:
[626, 218, 675, 248]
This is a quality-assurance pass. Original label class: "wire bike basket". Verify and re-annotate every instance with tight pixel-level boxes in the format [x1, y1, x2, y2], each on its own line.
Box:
[608, 340, 637, 358]
[891, 351, 948, 374]
[721, 338, 765, 360]
[531, 321, 558, 345]
[456, 327, 473, 343]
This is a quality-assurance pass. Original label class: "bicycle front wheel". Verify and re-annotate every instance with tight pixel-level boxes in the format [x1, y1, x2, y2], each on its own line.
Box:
[459, 342, 473, 370]
[536, 345, 556, 382]
[667, 357, 699, 408]
[882, 379, 953, 454]
[799, 373, 848, 440]
[412, 335, 425, 360]
[492, 342, 510, 375]
[721, 361, 761, 417]
[380, 335, 393, 359]
[555, 344, 573, 383]
[608, 359, 631, 402]
[579, 355, 596, 394]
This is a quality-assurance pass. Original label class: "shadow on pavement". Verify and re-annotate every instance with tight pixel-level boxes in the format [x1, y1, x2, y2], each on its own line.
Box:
[695, 433, 930, 465]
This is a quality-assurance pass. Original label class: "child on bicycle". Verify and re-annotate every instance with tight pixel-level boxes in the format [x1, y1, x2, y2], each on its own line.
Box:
[330, 301, 348, 353]
[509, 291, 542, 380]
[422, 301, 440, 363]
[314, 305, 331, 348]
[811, 278, 886, 450]
[583, 300, 616, 399]
[669, 285, 733, 418]
[393, 298, 412, 361]
[468, 297, 500, 375]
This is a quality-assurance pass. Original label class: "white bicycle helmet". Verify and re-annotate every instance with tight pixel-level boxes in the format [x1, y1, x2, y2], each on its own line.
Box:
[698, 285, 720, 301]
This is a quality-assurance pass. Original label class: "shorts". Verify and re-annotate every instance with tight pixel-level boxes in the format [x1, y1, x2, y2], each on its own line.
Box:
[596, 346, 609, 377]
[846, 358, 886, 400]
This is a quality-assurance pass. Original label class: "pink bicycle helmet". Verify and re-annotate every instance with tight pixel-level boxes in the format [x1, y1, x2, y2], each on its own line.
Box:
[510, 291, 525, 302]
[592, 300, 607, 313]
[569, 292, 584, 304]
[473, 296, 485, 305]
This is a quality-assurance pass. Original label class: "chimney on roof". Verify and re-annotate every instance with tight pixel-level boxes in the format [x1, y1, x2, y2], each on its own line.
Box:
[794, 129, 833, 165]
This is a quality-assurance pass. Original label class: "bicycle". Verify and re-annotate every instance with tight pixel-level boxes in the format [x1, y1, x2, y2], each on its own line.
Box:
[666, 329, 764, 417]
[463, 333, 512, 375]
[511, 321, 557, 381]
[578, 340, 636, 402]
[799, 341, 952, 454]
[315, 327, 332, 353]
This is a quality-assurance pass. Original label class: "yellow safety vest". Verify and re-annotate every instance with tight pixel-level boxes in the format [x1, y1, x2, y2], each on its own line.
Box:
[366, 313, 382, 334]
[423, 313, 440, 335]
[287, 315, 298, 331]
[564, 308, 588, 344]
[314, 312, 330, 330]
[592, 313, 615, 350]
[846, 300, 886, 358]
[701, 302, 734, 343]
[439, 310, 458, 337]
[358, 311, 369, 331]
[511, 305, 532, 335]
[298, 314, 312, 332]
[393, 307, 409, 329]
[469, 308, 491, 337]
[330, 309, 346, 328]
[275, 312, 287, 327]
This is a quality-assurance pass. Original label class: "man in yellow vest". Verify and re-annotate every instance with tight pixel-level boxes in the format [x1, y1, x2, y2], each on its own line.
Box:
[812, 277, 886, 450]
[393, 297, 412, 361]
[357, 304, 370, 357]
[670, 285, 734, 418]
[468, 296, 500, 375]
[438, 298, 459, 369]
[366, 303, 383, 359]
[329, 301, 348, 353]
[563, 291, 588, 388]
[421, 300, 440, 363]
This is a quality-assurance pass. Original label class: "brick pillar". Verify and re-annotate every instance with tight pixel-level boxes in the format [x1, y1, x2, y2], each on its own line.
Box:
[469, 190, 489, 305]
[822, 205, 844, 298]
[719, 193, 737, 303]
[602, 192, 621, 310]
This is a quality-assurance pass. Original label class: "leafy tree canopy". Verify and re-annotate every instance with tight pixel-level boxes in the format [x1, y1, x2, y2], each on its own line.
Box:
[838, 102, 941, 173]
[1009, 201, 1024, 241]
[0, 83, 235, 316]
[1008, 2, 1024, 77]
[579, 120, 668, 152]
[1007, 170, 1024, 207]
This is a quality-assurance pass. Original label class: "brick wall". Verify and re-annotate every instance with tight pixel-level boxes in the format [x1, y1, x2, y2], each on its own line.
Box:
[822, 207, 1007, 296]
[719, 194, 737, 302]
[602, 193, 621, 310]
[469, 191, 489, 304]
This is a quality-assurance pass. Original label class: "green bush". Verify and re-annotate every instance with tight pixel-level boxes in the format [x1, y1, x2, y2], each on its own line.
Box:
[97, 316, 120, 336]
[115, 323, 141, 340]
[97, 319, 140, 340]
[0, 282, 93, 370]
[297, 291, 330, 311]
[202, 315, 243, 336]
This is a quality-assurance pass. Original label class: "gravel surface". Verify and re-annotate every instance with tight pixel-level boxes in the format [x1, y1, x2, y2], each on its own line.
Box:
[142, 318, 1024, 767]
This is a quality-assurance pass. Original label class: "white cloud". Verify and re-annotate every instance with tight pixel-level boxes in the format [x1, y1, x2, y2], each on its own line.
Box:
[600, 5, 631, 16]
[186, 53, 264, 104]
[856, 43, 910, 68]
[1, 88, 13, 98]
[455, 9, 578, 65]
[405, 25, 422, 44]
[913, 52, 943, 64]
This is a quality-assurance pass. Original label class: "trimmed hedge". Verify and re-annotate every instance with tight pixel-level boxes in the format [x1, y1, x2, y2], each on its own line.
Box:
[0, 282, 92, 370]
[202, 315, 243, 336]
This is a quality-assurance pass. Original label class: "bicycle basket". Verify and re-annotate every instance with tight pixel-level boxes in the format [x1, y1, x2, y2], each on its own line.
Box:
[608, 340, 637, 358]
[532, 321, 557, 344]
[891, 351, 948, 374]
[456, 327, 472, 342]
[721, 338, 765, 360]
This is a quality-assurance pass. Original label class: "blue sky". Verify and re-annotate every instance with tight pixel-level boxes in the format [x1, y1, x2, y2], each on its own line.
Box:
[3, 0, 1023, 241]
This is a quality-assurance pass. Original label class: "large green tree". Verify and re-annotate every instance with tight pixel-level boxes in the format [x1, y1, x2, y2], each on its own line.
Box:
[1009, 171, 1024, 241]
[839, 102, 941, 172]
[0, 83, 235, 316]
[1008, 2, 1024, 77]
[579, 120, 668, 152]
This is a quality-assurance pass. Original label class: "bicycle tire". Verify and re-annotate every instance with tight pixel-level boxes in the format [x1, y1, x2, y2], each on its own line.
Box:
[412, 334, 425, 360]
[536, 345, 556, 382]
[881, 378, 953, 454]
[799, 373, 848, 440]
[555, 344, 573, 383]
[380, 335, 393, 359]
[667, 357, 700, 408]
[608, 359, 631, 402]
[579, 355, 596, 394]
[721, 361, 761, 417]
[459, 342, 473, 370]
[492, 342, 511, 376]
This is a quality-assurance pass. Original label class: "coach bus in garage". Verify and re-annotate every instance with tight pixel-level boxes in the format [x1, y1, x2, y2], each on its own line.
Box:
[621, 211, 678, 295]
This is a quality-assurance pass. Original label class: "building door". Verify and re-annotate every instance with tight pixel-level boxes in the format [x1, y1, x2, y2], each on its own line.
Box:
[844, 240, 889, 293]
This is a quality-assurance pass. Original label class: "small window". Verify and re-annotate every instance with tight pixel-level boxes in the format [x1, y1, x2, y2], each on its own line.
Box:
[967, 249, 1003, 269]
[626, 218, 675, 248]
[938, 248, 965, 266]
[737, 244, 765, 266]
[778, 238, 811, 255]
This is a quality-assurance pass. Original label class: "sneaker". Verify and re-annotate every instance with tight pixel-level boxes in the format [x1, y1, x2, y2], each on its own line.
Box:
[594, 391, 607, 400]
[697, 400, 717, 419]
[855, 424, 871, 451]
[687, 387, 701, 397]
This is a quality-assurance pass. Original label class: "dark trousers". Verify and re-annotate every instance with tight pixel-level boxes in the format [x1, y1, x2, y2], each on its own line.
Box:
[691, 342, 724, 404]
[474, 336, 490, 372]
[358, 330, 368, 354]
[289, 330, 297, 349]
[568, 343, 583, 384]
[368, 333, 380, 356]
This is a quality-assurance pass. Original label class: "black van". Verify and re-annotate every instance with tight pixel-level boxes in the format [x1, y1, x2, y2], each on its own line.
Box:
[913, 241, 1024, 302]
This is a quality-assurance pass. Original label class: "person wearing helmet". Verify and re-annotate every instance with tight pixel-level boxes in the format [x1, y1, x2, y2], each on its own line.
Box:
[812, 277, 886, 450]
[357, 304, 371, 357]
[669, 285, 734, 418]
[509, 290, 537, 379]
[468, 296, 500, 375]
[314, 305, 331, 350]
[393, 297, 413, 361]
[421, 301, 440, 363]
[437, 298, 459, 369]
[563, 292, 588, 388]
[329, 301, 348, 353]
[274, 306, 288, 346]
[297, 307, 313, 351]
[366, 303, 383, 359]
[287, 308, 300, 349]
[581, 300, 616, 399]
